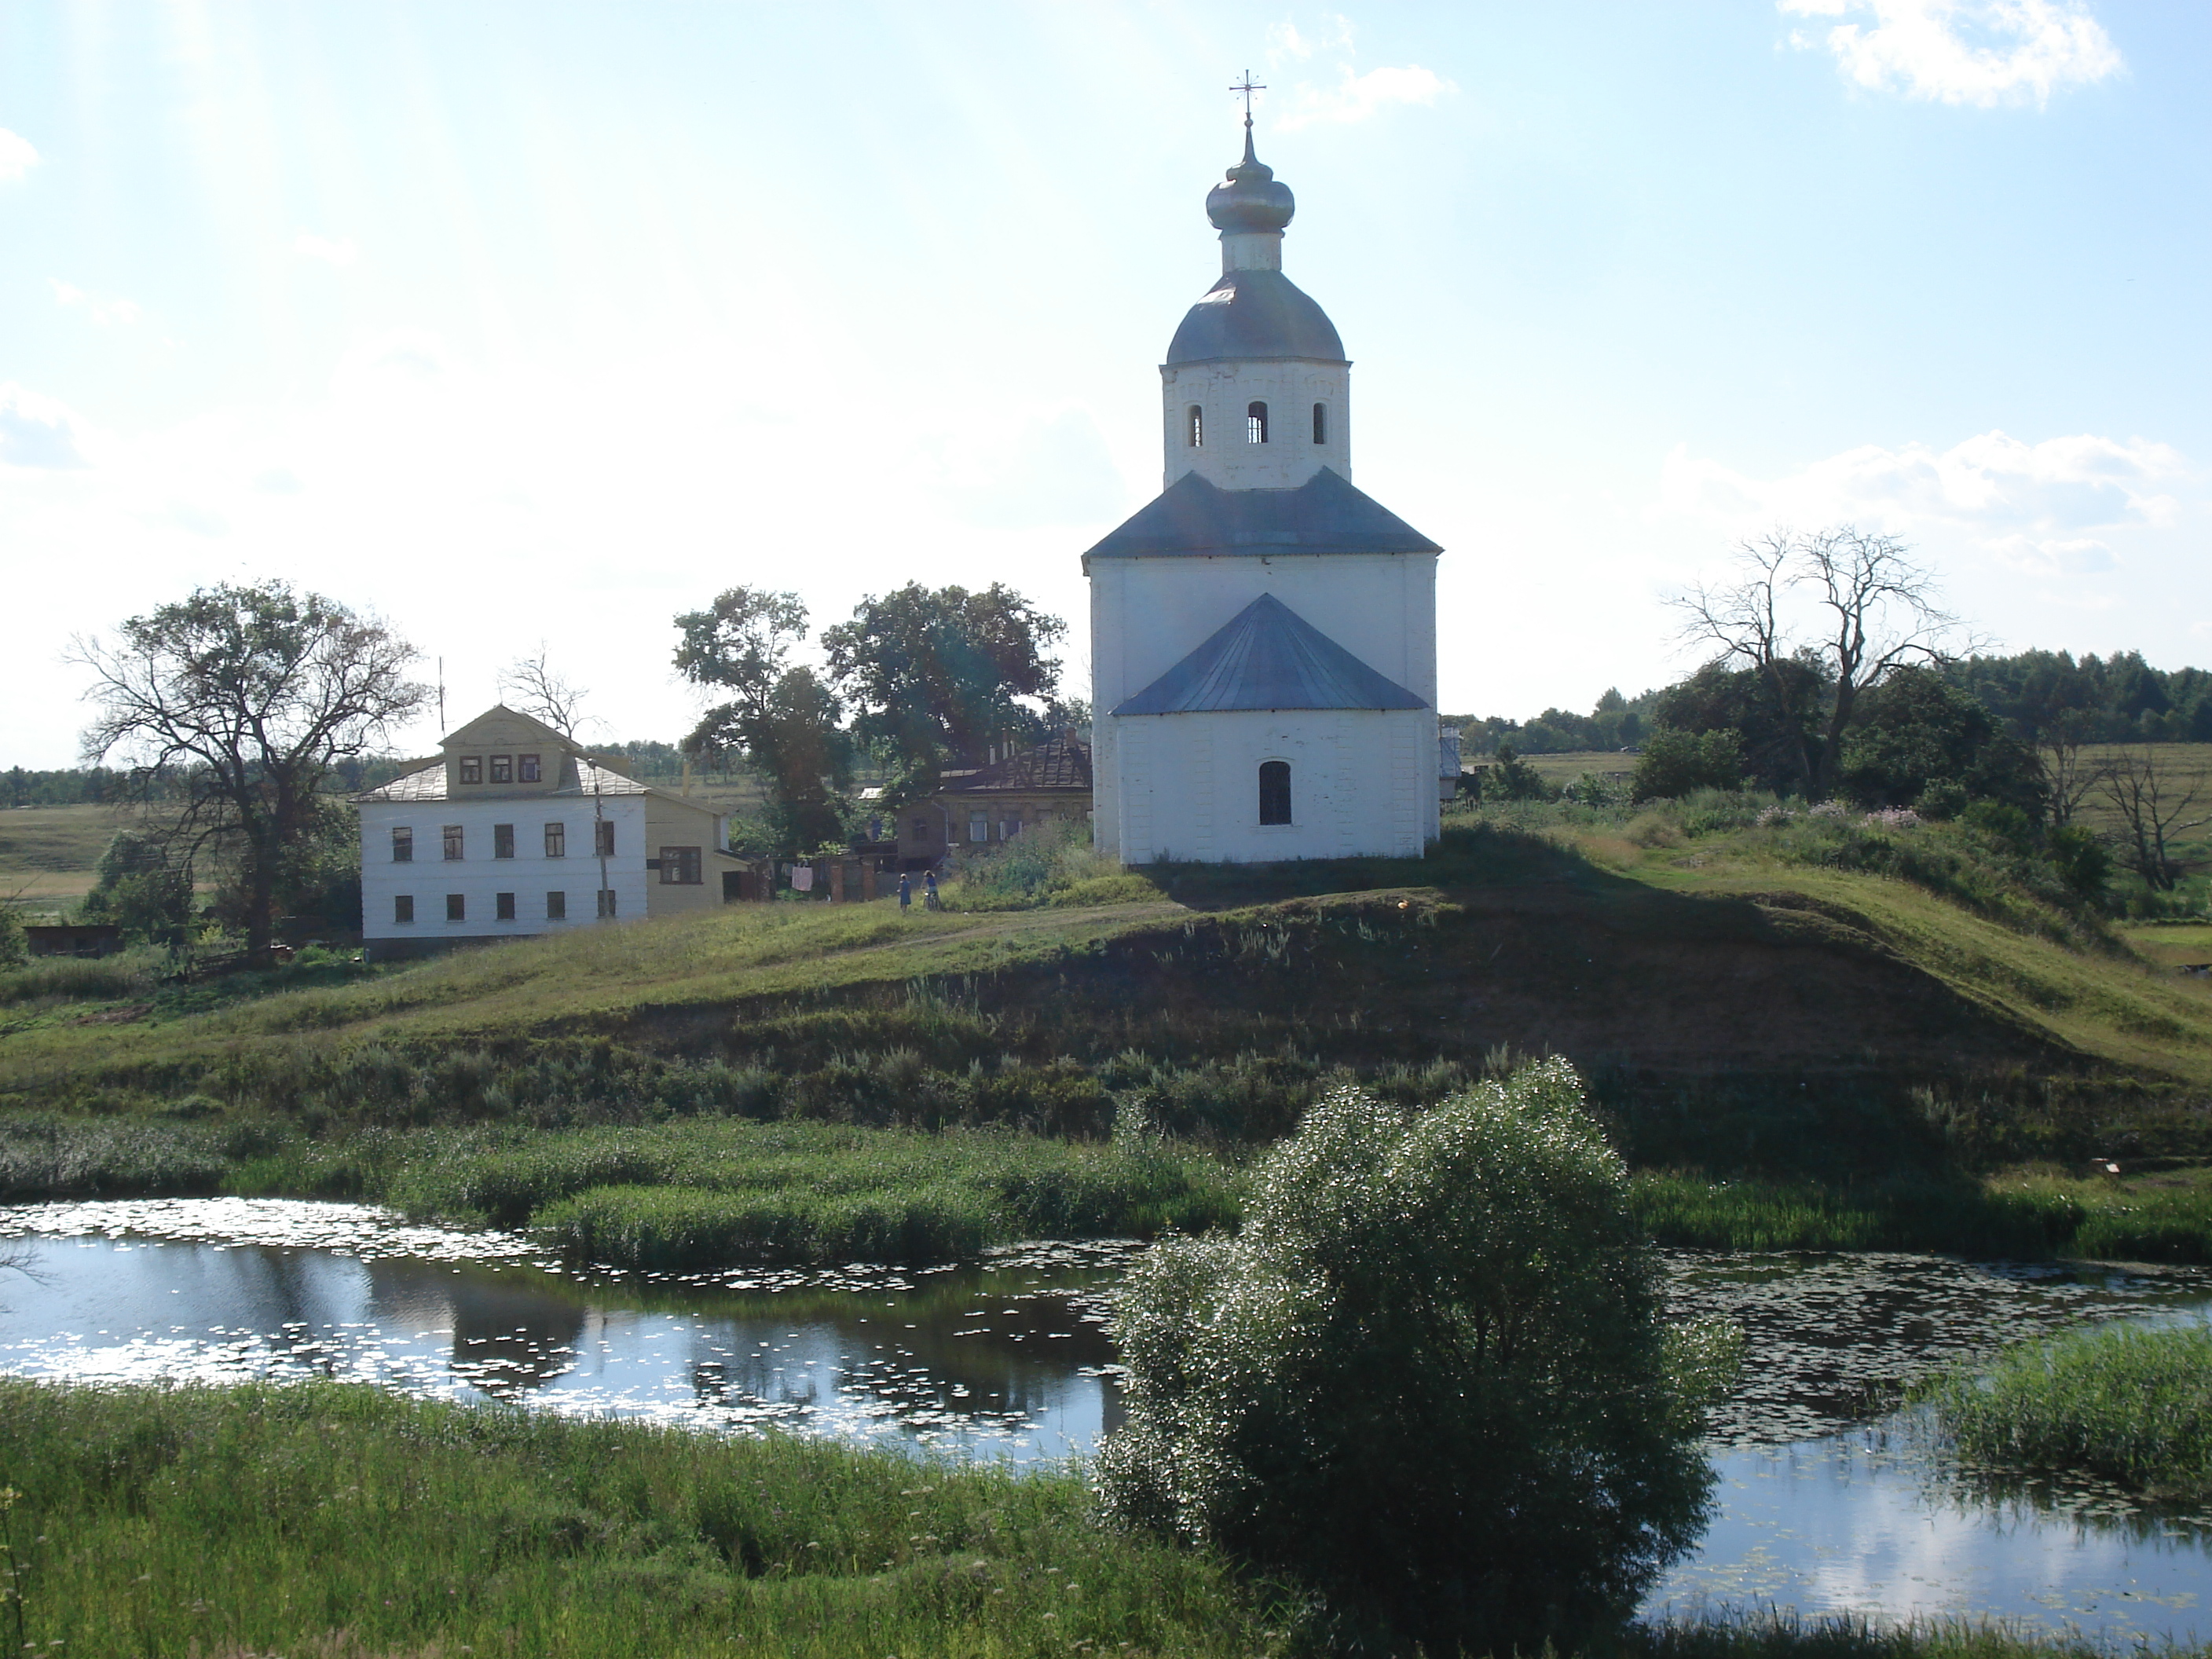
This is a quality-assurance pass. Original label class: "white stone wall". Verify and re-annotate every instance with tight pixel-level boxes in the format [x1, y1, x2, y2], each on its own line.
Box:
[358, 797, 650, 952]
[1161, 359, 1350, 491]
[1090, 551, 1438, 866]
[1107, 707, 1436, 863]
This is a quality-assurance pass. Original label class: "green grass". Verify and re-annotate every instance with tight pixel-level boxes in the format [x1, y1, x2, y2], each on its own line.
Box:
[1631, 1167, 2212, 1262]
[0, 1379, 1280, 1659]
[1917, 1321, 2212, 1501]
[0, 802, 133, 915]
[2, 815, 2209, 1265]
[1, 1380, 2202, 1659]
[0, 1115, 1241, 1269]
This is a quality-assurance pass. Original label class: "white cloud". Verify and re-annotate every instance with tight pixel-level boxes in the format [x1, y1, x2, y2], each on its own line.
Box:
[0, 127, 36, 182]
[1779, 0, 2123, 107]
[293, 232, 358, 266]
[1276, 64, 1453, 130]
[1657, 429, 2187, 544]
[50, 279, 142, 328]
[1267, 17, 1355, 62]
[1983, 533, 2118, 574]
[1262, 16, 1453, 130]
[0, 384, 90, 470]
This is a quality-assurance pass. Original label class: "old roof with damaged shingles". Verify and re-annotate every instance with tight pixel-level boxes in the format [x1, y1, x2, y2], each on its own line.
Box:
[1113, 594, 1426, 716]
[1082, 467, 1441, 565]
[938, 733, 1093, 795]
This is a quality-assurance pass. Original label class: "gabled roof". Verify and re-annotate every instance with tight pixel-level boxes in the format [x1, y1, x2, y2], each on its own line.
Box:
[1165, 268, 1346, 366]
[1113, 595, 1427, 716]
[1082, 467, 1441, 564]
[939, 733, 1093, 795]
[353, 754, 650, 804]
[440, 704, 575, 751]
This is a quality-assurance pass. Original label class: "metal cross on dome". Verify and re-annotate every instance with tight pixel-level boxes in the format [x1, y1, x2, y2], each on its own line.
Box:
[1231, 70, 1266, 123]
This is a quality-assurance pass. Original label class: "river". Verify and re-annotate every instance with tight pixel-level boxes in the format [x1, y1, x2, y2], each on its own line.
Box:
[5, 1197, 2211, 1639]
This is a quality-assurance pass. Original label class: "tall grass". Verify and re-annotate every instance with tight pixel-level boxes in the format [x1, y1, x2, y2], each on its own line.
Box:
[0, 948, 165, 1005]
[1917, 1322, 2212, 1500]
[252, 1118, 1243, 1267]
[0, 1379, 1278, 1659]
[1631, 1168, 2212, 1262]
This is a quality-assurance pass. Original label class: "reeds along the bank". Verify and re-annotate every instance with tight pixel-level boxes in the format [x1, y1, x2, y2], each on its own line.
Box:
[1919, 1322, 2212, 1500]
[0, 1379, 1275, 1659]
[1629, 1168, 2212, 1264]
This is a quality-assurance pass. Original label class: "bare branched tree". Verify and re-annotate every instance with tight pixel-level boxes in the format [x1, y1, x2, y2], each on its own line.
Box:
[498, 645, 591, 739]
[71, 581, 426, 960]
[2039, 712, 2108, 830]
[2099, 749, 2211, 892]
[1672, 526, 1972, 800]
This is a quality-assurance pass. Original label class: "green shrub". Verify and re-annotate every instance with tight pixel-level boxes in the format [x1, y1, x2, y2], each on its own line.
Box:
[950, 819, 1120, 910]
[1632, 727, 1745, 802]
[1097, 1060, 1723, 1654]
[1480, 741, 1551, 802]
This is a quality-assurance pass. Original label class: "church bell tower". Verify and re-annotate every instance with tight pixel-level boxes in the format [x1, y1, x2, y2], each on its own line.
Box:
[1084, 115, 1445, 866]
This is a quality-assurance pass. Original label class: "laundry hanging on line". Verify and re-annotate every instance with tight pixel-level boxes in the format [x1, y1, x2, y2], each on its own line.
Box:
[790, 865, 814, 892]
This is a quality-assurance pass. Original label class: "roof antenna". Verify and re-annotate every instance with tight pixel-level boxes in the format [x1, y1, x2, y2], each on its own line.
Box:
[436, 657, 445, 736]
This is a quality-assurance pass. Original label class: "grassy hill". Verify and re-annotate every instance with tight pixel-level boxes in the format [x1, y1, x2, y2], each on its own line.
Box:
[3, 807, 2208, 1262]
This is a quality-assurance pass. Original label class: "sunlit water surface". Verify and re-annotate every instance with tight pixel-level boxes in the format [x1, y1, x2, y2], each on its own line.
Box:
[9, 1200, 2212, 1639]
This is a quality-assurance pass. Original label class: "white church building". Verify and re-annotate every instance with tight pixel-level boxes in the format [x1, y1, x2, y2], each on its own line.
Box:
[1087, 122, 1448, 865]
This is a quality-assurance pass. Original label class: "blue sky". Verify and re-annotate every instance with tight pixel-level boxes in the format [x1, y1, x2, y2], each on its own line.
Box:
[2, 1, 2206, 766]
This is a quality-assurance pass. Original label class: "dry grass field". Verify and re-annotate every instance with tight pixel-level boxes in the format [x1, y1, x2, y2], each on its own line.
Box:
[0, 803, 135, 916]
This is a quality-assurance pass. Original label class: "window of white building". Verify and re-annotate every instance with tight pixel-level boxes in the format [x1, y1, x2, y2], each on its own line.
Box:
[1259, 760, 1292, 826]
[1247, 401, 1269, 444]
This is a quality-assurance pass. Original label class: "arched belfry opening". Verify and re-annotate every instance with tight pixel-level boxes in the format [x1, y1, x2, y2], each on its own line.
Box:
[1188, 405, 1204, 448]
[1258, 760, 1292, 825]
[1247, 402, 1269, 444]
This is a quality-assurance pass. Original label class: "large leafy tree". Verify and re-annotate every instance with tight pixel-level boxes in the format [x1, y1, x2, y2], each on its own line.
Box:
[820, 583, 1064, 802]
[72, 581, 426, 958]
[1098, 1060, 1727, 1655]
[1837, 665, 2045, 819]
[672, 587, 851, 849]
[1673, 526, 1968, 800]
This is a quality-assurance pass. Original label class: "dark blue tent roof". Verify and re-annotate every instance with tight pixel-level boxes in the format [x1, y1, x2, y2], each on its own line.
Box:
[1083, 467, 1442, 564]
[1166, 268, 1345, 365]
[1113, 595, 1426, 716]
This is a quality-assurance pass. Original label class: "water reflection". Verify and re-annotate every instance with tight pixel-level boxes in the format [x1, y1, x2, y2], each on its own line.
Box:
[12, 1201, 2212, 1639]
[0, 1203, 1133, 1459]
[1647, 1426, 2212, 1640]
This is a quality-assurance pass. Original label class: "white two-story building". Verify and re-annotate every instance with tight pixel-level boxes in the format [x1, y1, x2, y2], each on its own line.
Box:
[353, 705, 734, 961]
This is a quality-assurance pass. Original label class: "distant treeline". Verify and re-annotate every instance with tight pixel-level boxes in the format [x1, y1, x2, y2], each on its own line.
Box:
[1455, 649, 2212, 757]
[3, 742, 811, 808]
[1451, 687, 1664, 757]
[3, 756, 417, 808]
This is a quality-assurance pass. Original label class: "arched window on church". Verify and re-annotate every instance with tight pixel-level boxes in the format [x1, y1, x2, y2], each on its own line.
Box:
[1247, 401, 1269, 445]
[1258, 760, 1292, 826]
[1187, 405, 1203, 448]
[1312, 402, 1328, 444]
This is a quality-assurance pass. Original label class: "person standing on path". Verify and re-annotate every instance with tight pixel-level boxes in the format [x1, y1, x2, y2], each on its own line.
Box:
[924, 870, 939, 911]
[898, 872, 911, 911]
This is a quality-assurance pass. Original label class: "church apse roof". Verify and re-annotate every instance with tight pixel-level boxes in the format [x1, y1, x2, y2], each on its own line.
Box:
[1112, 594, 1426, 716]
[1082, 467, 1441, 564]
